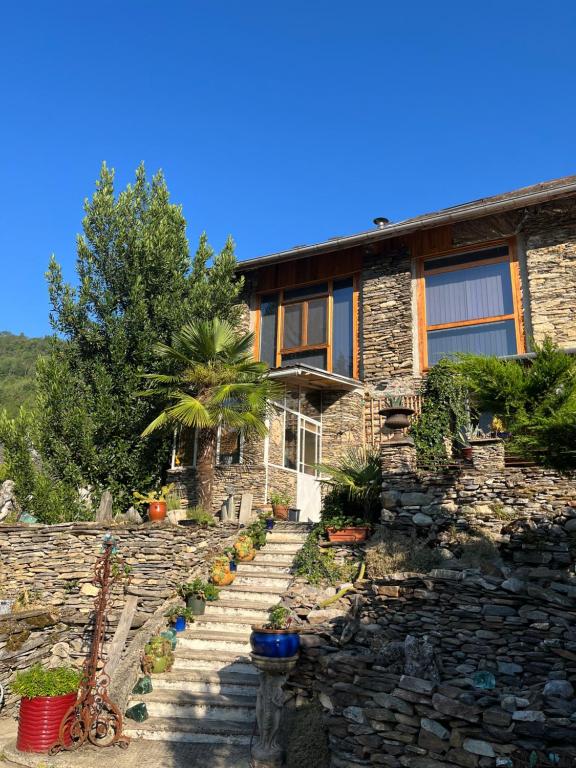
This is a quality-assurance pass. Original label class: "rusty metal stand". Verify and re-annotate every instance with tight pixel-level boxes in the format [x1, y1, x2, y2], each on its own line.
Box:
[51, 535, 130, 752]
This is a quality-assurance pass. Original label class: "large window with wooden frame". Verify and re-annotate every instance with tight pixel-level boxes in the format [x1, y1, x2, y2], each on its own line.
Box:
[418, 243, 524, 369]
[257, 276, 359, 378]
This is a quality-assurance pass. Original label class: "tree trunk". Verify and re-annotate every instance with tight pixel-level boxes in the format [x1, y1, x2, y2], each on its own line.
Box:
[196, 429, 217, 511]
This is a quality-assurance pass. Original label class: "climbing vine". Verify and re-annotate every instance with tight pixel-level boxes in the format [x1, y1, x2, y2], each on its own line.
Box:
[409, 360, 470, 470]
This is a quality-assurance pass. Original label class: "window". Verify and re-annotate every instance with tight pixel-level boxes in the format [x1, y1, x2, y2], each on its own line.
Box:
[420, 243, 523, 368]
[172, 426, 242, 468]
[256, 276, 358, 377]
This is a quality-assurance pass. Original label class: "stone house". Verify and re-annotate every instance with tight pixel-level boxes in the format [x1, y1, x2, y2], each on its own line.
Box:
[169, 175, 576, 519]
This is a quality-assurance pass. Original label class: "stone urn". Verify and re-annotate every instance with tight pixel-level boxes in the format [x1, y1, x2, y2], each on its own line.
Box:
[379, 406, 415, 443]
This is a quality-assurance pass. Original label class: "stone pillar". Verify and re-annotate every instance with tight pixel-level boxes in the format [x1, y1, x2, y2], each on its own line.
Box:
[469, 438, 505, 472]
[251, 653, 299, 767]
[380, 440, 418, 475]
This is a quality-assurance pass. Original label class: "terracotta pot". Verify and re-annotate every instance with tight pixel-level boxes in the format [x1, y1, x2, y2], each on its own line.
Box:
[273, 504, 288, 520]
[17, 691, 77, 753]
[326, 526, 369, 543]
[148, 501, 167, 522]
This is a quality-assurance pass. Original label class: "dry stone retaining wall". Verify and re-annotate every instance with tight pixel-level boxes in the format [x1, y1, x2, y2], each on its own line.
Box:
[0, 522, 236, 715]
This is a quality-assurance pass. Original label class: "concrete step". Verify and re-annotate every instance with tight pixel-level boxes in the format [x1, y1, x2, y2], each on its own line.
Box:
[217, 583, 287, 603]
[151, 669, 258, 696]
[259, 541, 302, 554]
[236, 561, 292, 575]
[204, 600, 270, 621]
[128, 689, 256, 722]
[192, 614, 255, 635]
[253, 551, 295, 565]
[124, 716, 254, 745]
[177, 630, 251, 653]
[172, 649, 256, 675]
[232, 572, 292, 589]
[264, 532, 309, 543]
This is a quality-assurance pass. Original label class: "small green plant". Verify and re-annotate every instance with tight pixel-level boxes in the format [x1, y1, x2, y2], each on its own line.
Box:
[293, 528, 357, 586]
[323, 514, 366, 531]
[12, 664, 81, 699]
[63, 579, 79, 594]
[270, 490, 290, 507]
[244, 515, 267, 549]
[382, 394, 405, 408]
[186, 506, 216, 526]
[166, 491, 182, 512]
[133, 483, 175, 506]
[265, 604, 293, 630]
[178, 578, 219, 601]
[166, 605, 195, 622]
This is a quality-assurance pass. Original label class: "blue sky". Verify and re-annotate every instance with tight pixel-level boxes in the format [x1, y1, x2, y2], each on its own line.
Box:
[1, 1, 575, 336]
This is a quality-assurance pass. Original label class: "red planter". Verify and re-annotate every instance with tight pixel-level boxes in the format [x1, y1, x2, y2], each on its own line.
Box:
[326, 526, 369, 543]
[149, 501, 167, 522]
[17, 692, 77, 753]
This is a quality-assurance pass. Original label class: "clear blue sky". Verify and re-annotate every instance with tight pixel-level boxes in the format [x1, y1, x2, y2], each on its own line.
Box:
[1, 1, 575, 336]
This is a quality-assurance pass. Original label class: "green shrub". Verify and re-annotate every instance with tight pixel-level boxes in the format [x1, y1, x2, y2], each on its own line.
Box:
[317, 448, 381, 523]
[293, 529, 357, 586]
[0, 409, 89, 523]
[186, 506, 215, 526]
[12, 664, 81, 699]
[245, 515, 267, 549]
[265, 604, 293, 630]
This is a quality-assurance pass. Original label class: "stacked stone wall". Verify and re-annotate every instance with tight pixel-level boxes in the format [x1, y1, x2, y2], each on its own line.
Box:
[287, 572, 576, 767]
[0, 522, 236, 714]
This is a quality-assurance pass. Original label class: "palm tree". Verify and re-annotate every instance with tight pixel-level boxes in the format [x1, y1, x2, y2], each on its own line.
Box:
[140, 319, 281, 510]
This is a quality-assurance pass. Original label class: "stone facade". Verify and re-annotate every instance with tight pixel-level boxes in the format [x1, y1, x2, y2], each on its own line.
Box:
[0, 522, 237, 714]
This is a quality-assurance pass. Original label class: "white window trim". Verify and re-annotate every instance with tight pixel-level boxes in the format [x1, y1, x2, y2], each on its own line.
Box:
[171, 425, 243, 469]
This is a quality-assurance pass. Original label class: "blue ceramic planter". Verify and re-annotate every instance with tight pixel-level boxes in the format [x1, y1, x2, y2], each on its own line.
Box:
[174, 616, 186, 632]
[229, 560, 238, 573]
[250, 628, 300, 658]
[265, 518, 275, 531]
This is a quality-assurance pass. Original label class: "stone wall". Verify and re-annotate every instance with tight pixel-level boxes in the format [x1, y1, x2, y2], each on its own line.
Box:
[524, 222, 576, 347]
[321, 389, 366, 466]
[0, 522, 237, 715]
[286, 571, 576, 767]
[360, 246, 414, 386]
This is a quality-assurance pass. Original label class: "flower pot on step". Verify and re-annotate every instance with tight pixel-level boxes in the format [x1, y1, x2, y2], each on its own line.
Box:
[250, 627, 300, 658]
[148, 501, 167, 522]
[326, 526, 369, 543]
[187, 596, 206, 615]
[17, 692, 78, 753]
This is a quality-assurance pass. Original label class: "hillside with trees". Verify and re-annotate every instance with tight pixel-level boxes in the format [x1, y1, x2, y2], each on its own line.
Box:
[0, 332, 52, 416]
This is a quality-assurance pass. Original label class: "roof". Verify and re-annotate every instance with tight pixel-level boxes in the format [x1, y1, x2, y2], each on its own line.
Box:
[238, 174, 576, 272]
[268, 364, 362, 391]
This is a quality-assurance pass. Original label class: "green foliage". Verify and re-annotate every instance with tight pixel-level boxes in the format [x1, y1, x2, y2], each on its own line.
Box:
[12, 664, 81, 699]
[293, 529, 356, 586]
[269, 490, 290, 506]
[245, 515, 268, 549]
[166, 605, 195, 621]
[0, 332, 53, 418]
[265, 604, 293, 630]
[409, 359, 470, 469]
[38, 163, 245, 513]
[185, 506, 216, 526]
[317, 447, 381, 522]
[456, 339, 576, 470]
[140, 318, 282, 508]
[322, 513, 366, 531]
[180, 579, 220, 601]
[0, 409, 88, 523]
[188, 233, 245, 325]
[132, 484, 175, 505]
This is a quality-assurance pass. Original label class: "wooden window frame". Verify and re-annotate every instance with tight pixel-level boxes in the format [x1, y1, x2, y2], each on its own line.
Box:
[255, 274, 359, 379]
[416, 238, 525, 371]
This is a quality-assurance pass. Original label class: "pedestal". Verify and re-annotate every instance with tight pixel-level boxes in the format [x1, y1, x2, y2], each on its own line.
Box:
[250, 653, 299, 768]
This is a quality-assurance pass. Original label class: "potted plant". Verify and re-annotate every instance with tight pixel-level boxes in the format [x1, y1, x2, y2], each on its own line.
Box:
[250, 604, 300, 658]
[324, 514, 370, 543]
[379, 395, 415, 443]
[178, 579, 220, 615]
[133, 483, 175, 522]
[143, 636, 175, 674]
[211, 555, 235, 585]
[166, 605, 194, 632]
[12, 664, 81, 753]
[234, 534, 256, 562]
[270, 490, 290, 520]
[223, 547, 238, 573]
[264, 510, 275, 531]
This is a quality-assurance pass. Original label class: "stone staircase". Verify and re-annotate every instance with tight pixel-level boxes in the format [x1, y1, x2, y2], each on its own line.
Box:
[124, 522, 310, 746]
